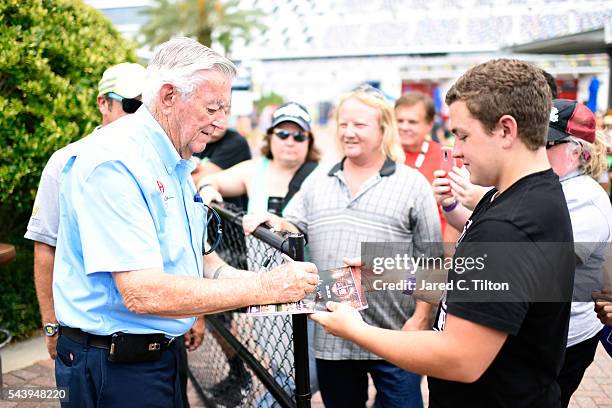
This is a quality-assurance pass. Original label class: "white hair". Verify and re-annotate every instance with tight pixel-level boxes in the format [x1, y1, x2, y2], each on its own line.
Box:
[565, 134, 607, 179]
[141, 37, 237, 107]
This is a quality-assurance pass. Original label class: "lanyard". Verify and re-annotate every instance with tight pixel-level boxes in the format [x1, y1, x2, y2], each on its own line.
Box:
[413, 141, 430, 170]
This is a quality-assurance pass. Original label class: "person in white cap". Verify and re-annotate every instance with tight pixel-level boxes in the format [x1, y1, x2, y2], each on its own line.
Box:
[24, 62, 147, 359]
[97, 62, 147, 125]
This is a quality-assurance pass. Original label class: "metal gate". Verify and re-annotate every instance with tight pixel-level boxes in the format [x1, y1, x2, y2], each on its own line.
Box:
[188, 206, 311, 408]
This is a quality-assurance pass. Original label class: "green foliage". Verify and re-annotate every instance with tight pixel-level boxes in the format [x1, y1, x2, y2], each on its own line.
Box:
[0, 238, 38, 341]
[140, 0, 267, 55]
[254, 91, 284, 114]
[0, 0, 136, 238]
[0, 0, 136, 339]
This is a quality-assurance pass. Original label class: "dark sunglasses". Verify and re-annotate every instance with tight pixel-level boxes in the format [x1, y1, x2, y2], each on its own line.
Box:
[273, 129, 309, 142]
[546, 139, 572, 149]
[107, 92, 143, 114]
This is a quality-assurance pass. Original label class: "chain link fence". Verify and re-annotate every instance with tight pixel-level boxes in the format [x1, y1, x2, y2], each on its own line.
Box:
[188, 205, 311, 408]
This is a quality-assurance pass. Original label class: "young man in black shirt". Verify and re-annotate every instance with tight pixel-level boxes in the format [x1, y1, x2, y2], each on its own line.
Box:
[311, 59, 575, 407]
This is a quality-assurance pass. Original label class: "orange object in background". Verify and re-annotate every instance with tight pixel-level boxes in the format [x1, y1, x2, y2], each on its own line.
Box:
[0, 243, 16, 267]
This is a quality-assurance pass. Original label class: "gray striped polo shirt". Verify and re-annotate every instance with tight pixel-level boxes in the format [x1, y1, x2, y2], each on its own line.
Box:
[284, 157, 442, 360]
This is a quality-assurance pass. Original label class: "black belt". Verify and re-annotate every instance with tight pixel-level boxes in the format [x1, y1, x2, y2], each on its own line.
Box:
[59, 326, 174, 350]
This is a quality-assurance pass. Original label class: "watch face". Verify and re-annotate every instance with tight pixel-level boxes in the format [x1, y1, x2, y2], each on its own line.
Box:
[43, 324, 58, 336]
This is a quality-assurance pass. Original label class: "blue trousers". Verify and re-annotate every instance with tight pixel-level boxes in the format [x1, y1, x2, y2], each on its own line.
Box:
[55, 333, 183, 408]
[316, 359, 423, 408]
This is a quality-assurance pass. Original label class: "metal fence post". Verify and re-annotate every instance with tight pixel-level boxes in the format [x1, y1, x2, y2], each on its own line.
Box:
[191, 206, 312, 407]
[287, 233, 311, 408]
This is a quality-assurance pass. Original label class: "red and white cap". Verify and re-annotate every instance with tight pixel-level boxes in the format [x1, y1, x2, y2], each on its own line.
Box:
[548, 99, 596, 143]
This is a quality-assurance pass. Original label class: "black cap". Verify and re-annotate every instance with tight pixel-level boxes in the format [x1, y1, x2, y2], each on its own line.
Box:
[269, 102, 312, 132]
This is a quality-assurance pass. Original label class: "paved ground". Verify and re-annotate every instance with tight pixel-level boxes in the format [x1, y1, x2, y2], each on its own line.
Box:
[1, 343, 610, 407]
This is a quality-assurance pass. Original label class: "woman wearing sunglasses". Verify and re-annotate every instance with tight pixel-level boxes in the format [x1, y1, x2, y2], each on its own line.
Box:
[196, 101, 320, 215]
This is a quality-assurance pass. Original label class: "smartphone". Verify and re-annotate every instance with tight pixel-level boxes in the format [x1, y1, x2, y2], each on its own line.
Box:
[440, 146, 455, 173]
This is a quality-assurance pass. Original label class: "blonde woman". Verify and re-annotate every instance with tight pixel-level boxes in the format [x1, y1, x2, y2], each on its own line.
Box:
[244, 85, 441, 408]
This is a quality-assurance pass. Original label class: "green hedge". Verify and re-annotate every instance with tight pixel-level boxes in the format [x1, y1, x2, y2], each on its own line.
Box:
[0, 0, 137, 340]
[0, 238, 39, 340]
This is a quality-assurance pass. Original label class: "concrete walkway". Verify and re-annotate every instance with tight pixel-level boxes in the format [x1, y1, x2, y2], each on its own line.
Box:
[1, 337, 610, 407]
[1, 336, 48, 374]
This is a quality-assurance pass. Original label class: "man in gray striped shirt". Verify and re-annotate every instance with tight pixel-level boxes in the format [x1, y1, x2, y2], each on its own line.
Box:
[244, 86, 441, 407]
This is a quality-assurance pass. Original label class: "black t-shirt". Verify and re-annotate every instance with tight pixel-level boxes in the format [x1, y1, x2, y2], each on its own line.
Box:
[195, 129, 251, 211]
[429, 169, 574, 408]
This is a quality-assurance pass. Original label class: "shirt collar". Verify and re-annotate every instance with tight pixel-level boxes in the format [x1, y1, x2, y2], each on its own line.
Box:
[327, 156, 396, 177]
[559, 169, 581, 182]
[138, 106, 183, 175]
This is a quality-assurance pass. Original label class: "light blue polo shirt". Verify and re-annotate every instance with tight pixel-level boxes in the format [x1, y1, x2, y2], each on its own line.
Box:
[54, 107, 205, 337]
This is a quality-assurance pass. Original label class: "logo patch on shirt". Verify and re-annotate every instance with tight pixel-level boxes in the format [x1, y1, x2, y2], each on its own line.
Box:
[156, 179, 174, 209]
[550, 106, 559, 123]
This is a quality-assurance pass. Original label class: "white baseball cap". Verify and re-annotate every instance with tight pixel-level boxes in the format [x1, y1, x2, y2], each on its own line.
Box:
[97, 62, 146, 99]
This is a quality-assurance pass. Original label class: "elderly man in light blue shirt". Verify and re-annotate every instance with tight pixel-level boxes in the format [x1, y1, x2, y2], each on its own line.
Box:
[53, 37, 318, 408]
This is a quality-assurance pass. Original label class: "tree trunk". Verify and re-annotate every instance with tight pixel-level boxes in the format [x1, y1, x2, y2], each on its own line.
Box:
[197, 0, 212, 47]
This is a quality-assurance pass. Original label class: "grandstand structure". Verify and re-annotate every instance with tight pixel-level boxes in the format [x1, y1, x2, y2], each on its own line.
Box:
[87, 0, 611, 115]
[234, 0, 611, 60]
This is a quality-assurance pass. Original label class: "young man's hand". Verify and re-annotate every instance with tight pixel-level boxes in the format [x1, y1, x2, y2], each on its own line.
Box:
[310, 302, 367, 340]
[447, 167, 490, 211]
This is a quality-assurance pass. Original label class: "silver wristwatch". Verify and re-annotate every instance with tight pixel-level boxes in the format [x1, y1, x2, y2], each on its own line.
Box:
[43, 323, 59, 337]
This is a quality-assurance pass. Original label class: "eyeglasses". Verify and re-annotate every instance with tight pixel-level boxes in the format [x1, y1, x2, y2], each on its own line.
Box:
[352, 84, 385, 100]
[107, 92, 142, 114]
[273, 129, 309, 143]
[546, 139, 573, 149]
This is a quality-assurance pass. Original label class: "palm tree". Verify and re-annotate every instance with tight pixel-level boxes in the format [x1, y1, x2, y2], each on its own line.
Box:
[139, 0, 266, 55]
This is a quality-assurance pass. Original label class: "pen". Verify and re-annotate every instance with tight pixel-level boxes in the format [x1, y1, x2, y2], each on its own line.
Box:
[261, 255, 273, 270]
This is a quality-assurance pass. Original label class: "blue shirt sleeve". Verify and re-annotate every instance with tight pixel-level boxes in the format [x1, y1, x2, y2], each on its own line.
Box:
[74, 160, 163, 274]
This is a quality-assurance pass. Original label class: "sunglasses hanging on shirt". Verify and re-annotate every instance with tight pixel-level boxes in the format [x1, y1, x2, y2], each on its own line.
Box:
[194, 194, 223, 255]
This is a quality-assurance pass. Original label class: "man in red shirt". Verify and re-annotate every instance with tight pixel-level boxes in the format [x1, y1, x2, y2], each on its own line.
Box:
[395, 92, 458, 243]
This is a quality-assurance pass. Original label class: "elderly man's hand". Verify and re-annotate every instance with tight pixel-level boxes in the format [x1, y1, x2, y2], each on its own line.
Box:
[260, 260, 318, 304]
[594, 300, 612, 326]
[184, 316, 205, 351]
[310, 302, 367, 340]
[45, 335, 58, 360]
